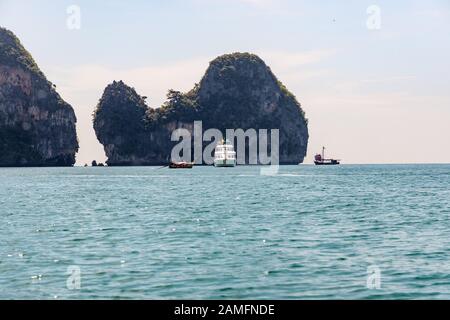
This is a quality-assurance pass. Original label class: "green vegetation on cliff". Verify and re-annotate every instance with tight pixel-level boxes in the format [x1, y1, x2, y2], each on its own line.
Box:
[0, 27, 43, 77]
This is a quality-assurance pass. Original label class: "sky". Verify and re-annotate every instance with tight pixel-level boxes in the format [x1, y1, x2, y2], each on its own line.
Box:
[1, 0, 449, 165]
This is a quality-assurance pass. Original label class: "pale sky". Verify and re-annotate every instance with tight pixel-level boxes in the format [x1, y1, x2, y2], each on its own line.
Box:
[1, 0, 449, 164]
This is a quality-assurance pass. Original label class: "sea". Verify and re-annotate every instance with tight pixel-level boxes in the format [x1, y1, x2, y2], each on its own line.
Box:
[1, 164, 449, 299]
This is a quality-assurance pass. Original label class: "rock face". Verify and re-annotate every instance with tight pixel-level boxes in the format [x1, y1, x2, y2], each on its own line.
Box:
[0, 27, 78, 166]
[94, 53, 309, 165]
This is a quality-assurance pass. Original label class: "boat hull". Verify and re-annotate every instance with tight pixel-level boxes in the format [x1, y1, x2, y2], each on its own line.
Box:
[214, 159, 236, 167]
[314, 160, 340, 166]
[169, 162, 194, 169]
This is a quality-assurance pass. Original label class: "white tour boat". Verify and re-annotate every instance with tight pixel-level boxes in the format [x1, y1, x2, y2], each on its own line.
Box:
[214, 139, 236, 167]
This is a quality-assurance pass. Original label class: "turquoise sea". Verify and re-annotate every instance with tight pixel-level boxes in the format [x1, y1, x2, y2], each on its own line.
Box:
[1, 164, 450, 299]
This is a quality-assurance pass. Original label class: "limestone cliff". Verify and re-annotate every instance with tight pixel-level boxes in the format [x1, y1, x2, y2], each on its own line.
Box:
[94, 53, 309, 165]
[0, 27, 78, 166]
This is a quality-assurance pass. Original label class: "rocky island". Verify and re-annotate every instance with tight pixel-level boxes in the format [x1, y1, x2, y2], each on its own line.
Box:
[0, 27, 78, 166]
[94, 53, 309, 165]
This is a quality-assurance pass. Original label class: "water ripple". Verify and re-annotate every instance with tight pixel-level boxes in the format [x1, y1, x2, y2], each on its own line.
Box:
[0, 164, 449, 299]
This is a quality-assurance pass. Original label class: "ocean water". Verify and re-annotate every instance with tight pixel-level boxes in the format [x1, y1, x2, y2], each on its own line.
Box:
[1, 164, 450, 300]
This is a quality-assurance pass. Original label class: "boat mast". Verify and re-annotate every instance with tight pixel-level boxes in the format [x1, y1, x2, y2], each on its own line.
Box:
[322, 146, 325, 160]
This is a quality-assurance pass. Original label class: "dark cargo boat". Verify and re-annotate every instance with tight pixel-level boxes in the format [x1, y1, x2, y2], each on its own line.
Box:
[314, 147, 340, 165]
[169, 161, 194, 169]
